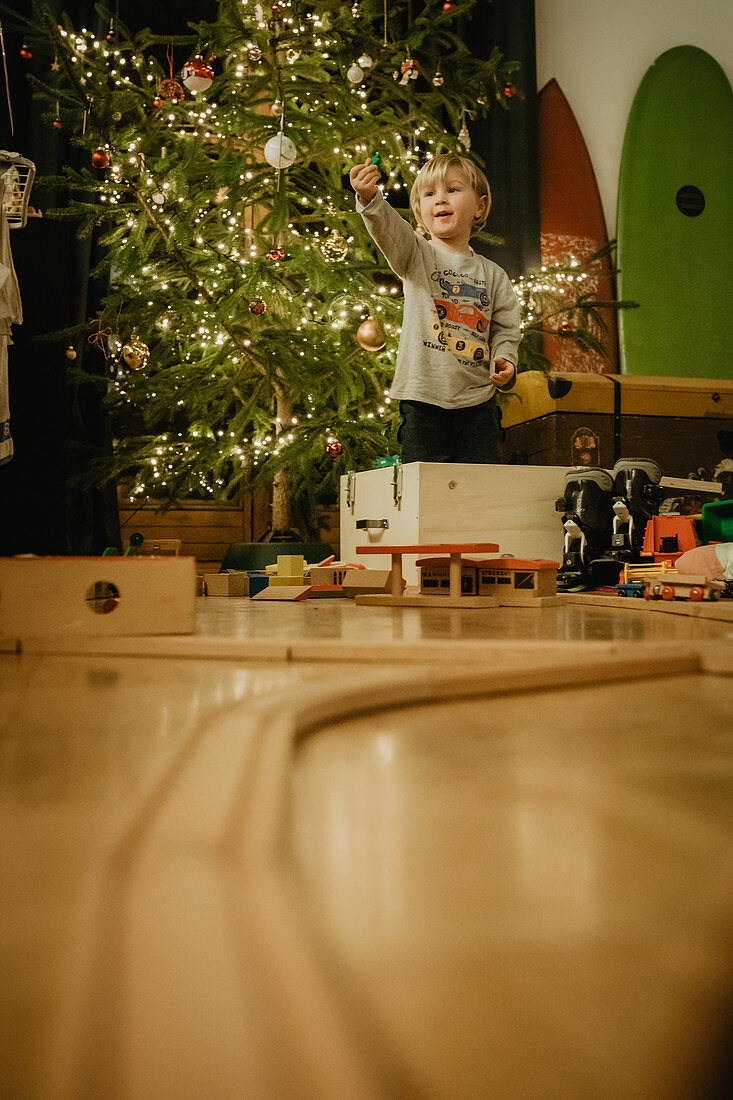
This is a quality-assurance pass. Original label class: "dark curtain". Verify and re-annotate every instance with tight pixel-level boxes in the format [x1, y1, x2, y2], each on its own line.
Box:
[0, 0, 221, 555]
[0, 0, 119, 555]
[465, 0, 540, 280]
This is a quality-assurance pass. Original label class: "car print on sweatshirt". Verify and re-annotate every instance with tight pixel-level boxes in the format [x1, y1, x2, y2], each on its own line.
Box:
[433, 299, 488, 333]
[431, 272, 490, 308]
[430, 321, 486, 361]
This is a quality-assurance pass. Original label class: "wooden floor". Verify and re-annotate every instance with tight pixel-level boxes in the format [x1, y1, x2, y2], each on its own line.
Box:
[2, 596, 733, 1098]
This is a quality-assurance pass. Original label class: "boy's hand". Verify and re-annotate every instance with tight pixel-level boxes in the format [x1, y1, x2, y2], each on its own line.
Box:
[350, 158, 380, 204]
[489, 358, 516, 388]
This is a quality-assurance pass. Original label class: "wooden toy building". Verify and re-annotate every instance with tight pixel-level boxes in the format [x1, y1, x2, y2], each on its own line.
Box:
[418, 556, 559, 601]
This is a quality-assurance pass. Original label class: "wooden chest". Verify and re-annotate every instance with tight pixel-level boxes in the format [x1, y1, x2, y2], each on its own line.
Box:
[340, 462, 567, 583]
[501, 371, 733, 481]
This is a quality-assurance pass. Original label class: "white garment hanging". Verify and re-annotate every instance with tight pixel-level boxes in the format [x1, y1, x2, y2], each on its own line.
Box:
[0, 208, 22, 465]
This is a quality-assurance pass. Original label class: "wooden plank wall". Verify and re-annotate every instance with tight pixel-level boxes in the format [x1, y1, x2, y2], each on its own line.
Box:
[118, 490, 341, 574]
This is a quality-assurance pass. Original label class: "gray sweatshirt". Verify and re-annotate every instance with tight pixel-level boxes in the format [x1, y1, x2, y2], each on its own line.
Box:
[357, 189, 520, 409]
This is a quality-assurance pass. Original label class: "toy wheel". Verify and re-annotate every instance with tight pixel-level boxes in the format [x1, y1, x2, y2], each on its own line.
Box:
[689, 586, 704, 602]
[632, 589, 643, 598]
[661, 585, 675, 601]
[710, 589, 721, 601]
[617, 589, 627, 597]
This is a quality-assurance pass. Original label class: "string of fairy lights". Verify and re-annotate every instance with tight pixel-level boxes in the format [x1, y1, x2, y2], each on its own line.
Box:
[46, 1, 585, 499]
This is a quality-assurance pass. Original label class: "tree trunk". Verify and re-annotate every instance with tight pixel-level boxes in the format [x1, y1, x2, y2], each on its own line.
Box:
[270, 385, 292, 535]
[271, 466, 290, 533]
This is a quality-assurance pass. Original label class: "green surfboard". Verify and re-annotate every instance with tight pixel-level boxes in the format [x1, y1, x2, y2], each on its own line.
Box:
[616, 46, 733, 378]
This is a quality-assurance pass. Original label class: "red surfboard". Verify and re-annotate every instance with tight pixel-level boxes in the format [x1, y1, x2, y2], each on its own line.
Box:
[538, 78, 619, 374]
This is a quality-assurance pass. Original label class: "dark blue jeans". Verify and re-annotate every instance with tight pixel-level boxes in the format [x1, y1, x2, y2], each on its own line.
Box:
[398, 399, 505, 463]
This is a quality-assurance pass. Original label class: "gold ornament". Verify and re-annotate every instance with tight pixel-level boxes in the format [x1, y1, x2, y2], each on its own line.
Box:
[65, 345, 77, 360]
[121, 331, 150, 371]
[356, 317, 386, 351]
[321, 228, 348, 262]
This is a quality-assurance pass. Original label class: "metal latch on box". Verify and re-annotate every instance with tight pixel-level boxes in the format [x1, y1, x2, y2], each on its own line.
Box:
[345, 470, 356, 510]
[392, 460, 403, 506]
[356, 519, 389, 530]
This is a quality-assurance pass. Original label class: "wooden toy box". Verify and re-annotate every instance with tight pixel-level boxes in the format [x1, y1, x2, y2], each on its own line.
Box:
[340, 462, 567, 584]
[0, 556, 196, 640]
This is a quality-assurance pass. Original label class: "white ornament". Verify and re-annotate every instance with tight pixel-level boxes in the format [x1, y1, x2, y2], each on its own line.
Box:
[357, 54, 373, 69]
[263, 133, 297, 169]
[458, 125, 471, 150]
[347, 63, 364, 83]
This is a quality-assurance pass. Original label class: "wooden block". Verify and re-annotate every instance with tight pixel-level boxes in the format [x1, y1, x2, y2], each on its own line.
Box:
[0, 557, 195, 638]
[308, 565, 350, 586]
[276, 554, 305, 577]
[251, 585, 311, 602]
[341, 569, 396, 597]
[203, 573, 248, 597]
[270, 575, 306, 587]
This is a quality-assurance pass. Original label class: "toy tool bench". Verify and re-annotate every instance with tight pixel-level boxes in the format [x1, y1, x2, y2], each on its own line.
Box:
[356, 543, 500, 607]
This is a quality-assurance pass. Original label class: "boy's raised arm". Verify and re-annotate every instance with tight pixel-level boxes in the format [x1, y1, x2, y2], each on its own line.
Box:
[350, 159, 418, 278]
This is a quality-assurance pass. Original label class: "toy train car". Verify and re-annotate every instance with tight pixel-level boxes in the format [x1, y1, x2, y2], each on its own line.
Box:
[642, 572, 725, 602]
[615, 581, 647, 598]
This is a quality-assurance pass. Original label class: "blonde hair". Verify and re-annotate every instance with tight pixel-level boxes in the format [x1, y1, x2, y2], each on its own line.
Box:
[409, 153, 492, 235]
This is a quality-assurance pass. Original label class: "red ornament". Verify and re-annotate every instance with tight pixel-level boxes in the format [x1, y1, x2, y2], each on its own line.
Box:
[157, 78, 185, 103]
[249, 298, 267, 315]
[52, 119, 62, 130]
[181, 56, 214, 93]
[271, 3, 284, 15]
[267, 246, 287, 260]
[326, 441, 343, 457]
[153, 96, 163, 109]
[91, 147, 110, 170]
[503, 82, 517, 98]
[19, 44, 32, 61]
[442, 2, 455, 10]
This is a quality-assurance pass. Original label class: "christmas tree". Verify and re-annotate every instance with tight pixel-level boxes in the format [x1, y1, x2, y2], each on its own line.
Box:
[13, 0, 519, 535]
[20, 0, 622, 537]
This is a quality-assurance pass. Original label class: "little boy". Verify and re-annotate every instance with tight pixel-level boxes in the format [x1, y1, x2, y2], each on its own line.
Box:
[350, 152, 520, 463]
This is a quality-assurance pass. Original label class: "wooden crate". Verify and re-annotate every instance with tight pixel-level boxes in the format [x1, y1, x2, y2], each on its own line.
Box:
[340, 463, 567, 584]
[502, 372, 733, 478]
